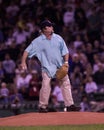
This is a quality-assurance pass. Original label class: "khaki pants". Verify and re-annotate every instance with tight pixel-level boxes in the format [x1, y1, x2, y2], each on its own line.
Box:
[39, 72, 74, 108]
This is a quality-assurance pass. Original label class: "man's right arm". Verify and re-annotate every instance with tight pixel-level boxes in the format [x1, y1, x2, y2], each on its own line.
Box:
[21, 51, 28, 70]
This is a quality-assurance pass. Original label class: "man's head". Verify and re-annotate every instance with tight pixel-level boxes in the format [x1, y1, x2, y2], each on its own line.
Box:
[40, 20, 54, 37]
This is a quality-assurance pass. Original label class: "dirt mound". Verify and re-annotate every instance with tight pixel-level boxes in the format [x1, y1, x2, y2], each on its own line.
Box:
[0, 112, 104, 126]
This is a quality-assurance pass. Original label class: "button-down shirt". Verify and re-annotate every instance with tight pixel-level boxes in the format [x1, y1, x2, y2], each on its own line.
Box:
[25, 33, 69, 78]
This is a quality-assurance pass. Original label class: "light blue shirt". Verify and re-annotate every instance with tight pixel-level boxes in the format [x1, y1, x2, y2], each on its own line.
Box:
[25, 33, 69, 78]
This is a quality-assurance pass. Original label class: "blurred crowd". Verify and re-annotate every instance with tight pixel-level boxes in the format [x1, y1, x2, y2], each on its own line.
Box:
[0, 0, 104, 112]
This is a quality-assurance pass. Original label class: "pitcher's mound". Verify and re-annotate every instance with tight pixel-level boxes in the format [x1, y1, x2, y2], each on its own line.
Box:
[0, 112, 104, 126]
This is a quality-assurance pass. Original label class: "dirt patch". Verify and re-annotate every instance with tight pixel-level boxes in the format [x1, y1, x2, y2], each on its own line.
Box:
[0, 112, 104, 126]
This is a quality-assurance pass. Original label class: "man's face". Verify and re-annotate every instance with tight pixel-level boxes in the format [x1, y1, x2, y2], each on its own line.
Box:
[43, 26, 53, 36]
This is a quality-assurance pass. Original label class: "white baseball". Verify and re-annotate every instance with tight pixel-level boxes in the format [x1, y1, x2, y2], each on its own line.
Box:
[64, 107, 67, 112]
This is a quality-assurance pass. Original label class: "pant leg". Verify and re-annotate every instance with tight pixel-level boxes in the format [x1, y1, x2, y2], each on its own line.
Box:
[39, 72, 51, 108]
[60, 75, 74, 107]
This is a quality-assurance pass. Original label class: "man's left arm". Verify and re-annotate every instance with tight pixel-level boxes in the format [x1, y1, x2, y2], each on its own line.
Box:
[56, 53, 69, 80]
[63, 53, 69, 64]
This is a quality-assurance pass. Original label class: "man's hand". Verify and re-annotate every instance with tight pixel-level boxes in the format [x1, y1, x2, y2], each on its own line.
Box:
[21, 62, 27, 70]
[21, 51, 28, 70]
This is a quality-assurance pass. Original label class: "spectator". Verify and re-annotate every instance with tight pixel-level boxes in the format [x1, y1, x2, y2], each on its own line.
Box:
[63, 6, 74, 27]
[14, 62, 22, 85]
[5, 29, 15, 46]
[76, 47, 88, 69]
[93, 61, 102, 74]
[0, 82, 9, 104]
[92, 55, 101, 74]
[80, 96, 91, 112]
[51, 80, 64, 111]
[70, 53, 84, 73]
[70, 66, 83, 89]
[85, 76, 98, 101]
[83, 63, 93, 84]
[2, 53, 16, 83]
[93, 63, 104, 92]
[6, 1, 20, 17]
[52, 81, 64, 104]
[28, 70, 40, 101]
[9, 88, 24, 115]
[16, 70, 32, 99]
[26, 18, 37, 34]
[73, 34, 83, 49]
[12, 26, 29, 45]
[93, 40, 102, 54]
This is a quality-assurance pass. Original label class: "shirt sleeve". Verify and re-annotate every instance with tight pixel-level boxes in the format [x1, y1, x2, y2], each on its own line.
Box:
[60, 38, 69, 56]
[25, 41, 37, 58]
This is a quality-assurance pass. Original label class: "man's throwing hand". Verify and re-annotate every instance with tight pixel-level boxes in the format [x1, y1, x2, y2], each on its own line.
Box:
[21, 62, 27, 70]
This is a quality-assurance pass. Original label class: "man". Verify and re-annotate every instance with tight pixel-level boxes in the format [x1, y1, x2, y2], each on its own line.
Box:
[21, 20, 80, 112]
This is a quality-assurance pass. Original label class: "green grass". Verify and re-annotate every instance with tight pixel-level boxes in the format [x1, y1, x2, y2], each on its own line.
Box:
[0, 125, 104, 130]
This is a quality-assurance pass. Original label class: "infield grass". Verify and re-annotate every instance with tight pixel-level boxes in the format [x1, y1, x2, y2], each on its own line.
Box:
[0, 124, 104, 130]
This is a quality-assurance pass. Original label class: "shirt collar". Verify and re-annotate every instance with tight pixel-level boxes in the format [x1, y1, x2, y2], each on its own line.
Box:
[41, 33, 55, 40]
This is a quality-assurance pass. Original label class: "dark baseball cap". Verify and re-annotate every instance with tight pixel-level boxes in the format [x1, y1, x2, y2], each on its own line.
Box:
[40, 20, 54, 30]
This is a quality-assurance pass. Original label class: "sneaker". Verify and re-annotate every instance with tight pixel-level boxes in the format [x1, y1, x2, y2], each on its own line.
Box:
[66, 105, 81, 112]
[38, 107, 48, 113]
